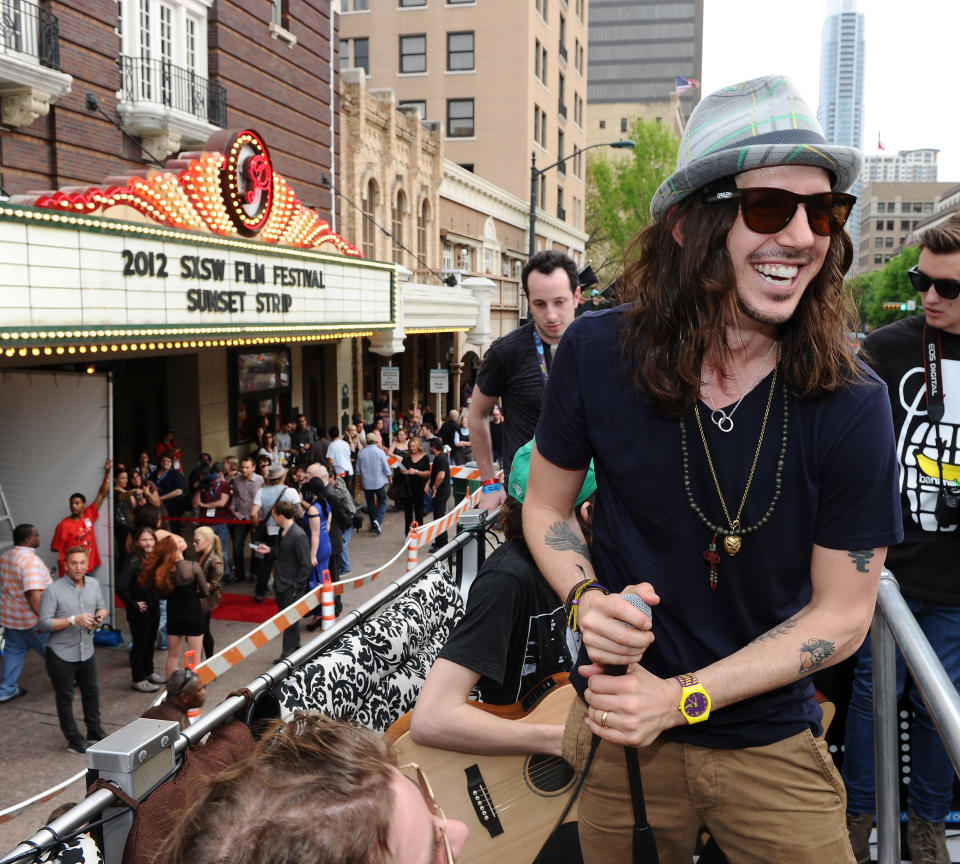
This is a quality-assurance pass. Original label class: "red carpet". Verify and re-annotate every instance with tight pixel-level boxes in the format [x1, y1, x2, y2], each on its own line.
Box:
[211, 592, 280, 623]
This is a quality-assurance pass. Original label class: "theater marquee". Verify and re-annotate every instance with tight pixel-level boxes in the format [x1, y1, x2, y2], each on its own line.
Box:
[0, 128, 396, 356]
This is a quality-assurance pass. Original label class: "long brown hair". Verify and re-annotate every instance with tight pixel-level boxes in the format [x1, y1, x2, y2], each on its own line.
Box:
[617, 181, 861, 417]
[139, 535, 180, 597]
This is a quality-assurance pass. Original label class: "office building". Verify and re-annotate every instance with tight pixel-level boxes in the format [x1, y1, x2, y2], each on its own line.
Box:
[855, 181, 956, 273]
[817, 0, 865, 258]
[338, 0, 589, 249]
[585, 0, 702, 146]
[863, 149, 939, 184]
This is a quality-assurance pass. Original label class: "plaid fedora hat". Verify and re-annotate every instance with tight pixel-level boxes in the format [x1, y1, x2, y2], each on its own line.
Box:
[650, 75, 862, 220]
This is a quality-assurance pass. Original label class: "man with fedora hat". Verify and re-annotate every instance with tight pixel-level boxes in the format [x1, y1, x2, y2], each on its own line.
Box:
[249, 463, 301, 602]
[522, 75, 903, 862]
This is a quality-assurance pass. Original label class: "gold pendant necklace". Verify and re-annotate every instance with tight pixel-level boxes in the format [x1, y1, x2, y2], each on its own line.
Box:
[680, 369, 789, 590]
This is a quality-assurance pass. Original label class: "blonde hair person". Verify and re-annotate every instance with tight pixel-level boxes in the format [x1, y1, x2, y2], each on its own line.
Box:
[192, 526, 224, 659]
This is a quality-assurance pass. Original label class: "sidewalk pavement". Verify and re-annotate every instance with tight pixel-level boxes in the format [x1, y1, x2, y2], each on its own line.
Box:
[0, 503, 417, 852]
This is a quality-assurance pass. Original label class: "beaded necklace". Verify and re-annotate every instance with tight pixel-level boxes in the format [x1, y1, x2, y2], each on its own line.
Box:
[680, 370, 789, 590]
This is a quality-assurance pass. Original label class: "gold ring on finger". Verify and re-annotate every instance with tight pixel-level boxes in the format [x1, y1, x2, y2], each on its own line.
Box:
[600, 710, 609, 728]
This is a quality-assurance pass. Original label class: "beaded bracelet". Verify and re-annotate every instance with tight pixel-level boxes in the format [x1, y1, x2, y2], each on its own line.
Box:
[565, 579, 609, 633]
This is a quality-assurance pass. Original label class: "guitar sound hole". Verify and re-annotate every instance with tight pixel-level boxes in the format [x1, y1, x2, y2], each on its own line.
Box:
[525, 754, 574, 794]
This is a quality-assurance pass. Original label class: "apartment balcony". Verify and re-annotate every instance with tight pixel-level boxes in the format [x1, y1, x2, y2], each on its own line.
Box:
[117, 55, 227, 161]
[0, 0, 72, 128]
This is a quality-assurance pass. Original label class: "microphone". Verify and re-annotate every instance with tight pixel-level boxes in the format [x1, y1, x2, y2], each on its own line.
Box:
[605, 593, 653, 676]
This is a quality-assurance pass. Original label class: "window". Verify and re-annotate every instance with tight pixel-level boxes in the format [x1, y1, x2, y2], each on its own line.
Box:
[392, 190, 406, 265]
[399, 100, 427, 120]
[351, 37, 370, 74]
[447, 98, 474, 137]
[885, 236, 894, 248]
[558, 72, 565, 115]
[540, 109, 547, 147]
[536, 0, 548, 20]
[400, 0, 426, 5]
[620, 117, 627, 133]
[534, 104, 541, 145]
[874, 237, 883, 248]
[599, 119, 606, 129]
[447, 0, 474, 4]
[447, 31, 474, 71]
[575, 0, 583, 20]
[270, 0, 290, 27]
[345, 0, 369, 8]
[557, 186, 565, 220]
[901, 220, 911, 231]
[558, 14, 567, 60]
[542, 46, 548, 82]
[557, 130, 565, 173]
[875, 219, 883, 230]
[886, 220, 894, 231]
[400, 34, 426, 73]
[574, 39, 583, 75]
[535, 39, 541, 80]
[874, 254, 883, 265]
[362, 180, 377, 259]
[417, 200, 429, 263]
[458, 163, 474, 172]
[876, 202, 884, 213]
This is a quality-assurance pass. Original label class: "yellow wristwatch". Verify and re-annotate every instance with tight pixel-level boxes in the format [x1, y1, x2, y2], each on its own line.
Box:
[675, 672, 711, 724]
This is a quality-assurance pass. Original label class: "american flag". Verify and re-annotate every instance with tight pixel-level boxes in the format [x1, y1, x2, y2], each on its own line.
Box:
[675, 76, 700, 95]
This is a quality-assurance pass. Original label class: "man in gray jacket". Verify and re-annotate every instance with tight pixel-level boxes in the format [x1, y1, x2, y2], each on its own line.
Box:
[37, 547, 108, 754]
[269, 499, 312, 662]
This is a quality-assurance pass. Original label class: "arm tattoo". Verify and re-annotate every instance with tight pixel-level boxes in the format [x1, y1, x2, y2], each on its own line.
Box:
[751, 615, 799, 644]
[544, 521, 589, 559]
[798, 638, 836, 674]
[847, 550, 875, 573]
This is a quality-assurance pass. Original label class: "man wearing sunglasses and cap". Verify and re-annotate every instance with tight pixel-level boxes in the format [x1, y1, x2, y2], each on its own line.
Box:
[841, 213, 960, 864]
[522, 75, 903, 863]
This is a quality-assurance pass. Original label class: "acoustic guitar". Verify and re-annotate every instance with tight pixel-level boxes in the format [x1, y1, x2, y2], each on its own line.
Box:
[384, 673, 578, 864]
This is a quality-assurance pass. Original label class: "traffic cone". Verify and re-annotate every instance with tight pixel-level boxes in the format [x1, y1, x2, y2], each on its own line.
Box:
[320, 569, 336, 631]
[183, 650, 201, 724]
[406, 522, 420, 571]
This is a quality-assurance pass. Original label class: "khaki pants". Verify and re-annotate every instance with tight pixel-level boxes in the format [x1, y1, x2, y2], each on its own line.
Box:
[562, 697, 854, 864]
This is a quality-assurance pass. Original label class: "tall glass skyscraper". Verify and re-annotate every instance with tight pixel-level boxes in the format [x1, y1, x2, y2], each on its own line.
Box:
[817, 0, 865, 258]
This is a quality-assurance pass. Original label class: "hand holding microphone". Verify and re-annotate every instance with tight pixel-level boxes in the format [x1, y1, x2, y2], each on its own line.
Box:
[578, 583, 657, 671]
[604, 593, 653, 677]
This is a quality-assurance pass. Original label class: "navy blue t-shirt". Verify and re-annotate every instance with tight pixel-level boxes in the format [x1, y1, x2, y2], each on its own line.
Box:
[535, 307, 904, 749]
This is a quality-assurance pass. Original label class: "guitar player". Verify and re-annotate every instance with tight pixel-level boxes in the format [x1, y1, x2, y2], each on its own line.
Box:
[410, 439, 595, 864]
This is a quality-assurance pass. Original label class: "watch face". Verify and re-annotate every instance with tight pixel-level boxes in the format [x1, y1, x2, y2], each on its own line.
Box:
[684, 692, 708, 718]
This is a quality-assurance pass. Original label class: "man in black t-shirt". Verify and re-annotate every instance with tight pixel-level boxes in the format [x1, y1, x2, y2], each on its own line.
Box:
[427, 438, 450, 550]
[842, 214, 960, 864]
[411, 439, 596, 864]
[523, 76, 902, 863]
[469, 250, 581, 512]
[438, 410, 459, 451]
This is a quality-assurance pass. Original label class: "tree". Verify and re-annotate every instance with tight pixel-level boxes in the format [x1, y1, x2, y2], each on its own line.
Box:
[584, 117, 679, 287]
[853, 245, 921, 329]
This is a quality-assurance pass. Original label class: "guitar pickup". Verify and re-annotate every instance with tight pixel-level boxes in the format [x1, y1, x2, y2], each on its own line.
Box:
[465, 763, 503, 837]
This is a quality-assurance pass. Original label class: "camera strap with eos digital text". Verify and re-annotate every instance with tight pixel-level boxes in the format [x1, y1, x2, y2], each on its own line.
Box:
[922, 325, 960, 527]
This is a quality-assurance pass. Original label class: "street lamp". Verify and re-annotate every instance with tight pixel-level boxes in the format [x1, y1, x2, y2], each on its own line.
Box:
[528, 139, 635, 259]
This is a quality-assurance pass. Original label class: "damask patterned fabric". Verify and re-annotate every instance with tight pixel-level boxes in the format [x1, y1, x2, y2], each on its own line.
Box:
[276, 565, 464, 731]
[39, 834, 102, 864]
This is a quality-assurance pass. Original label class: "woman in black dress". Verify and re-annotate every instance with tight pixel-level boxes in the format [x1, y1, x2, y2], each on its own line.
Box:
[140, 534, 208, 678]
[401, 435, 431, 535]
[117, 526, 164, 692]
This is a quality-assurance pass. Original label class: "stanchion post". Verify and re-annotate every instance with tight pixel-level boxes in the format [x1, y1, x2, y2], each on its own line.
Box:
[874, 572, 901, 864]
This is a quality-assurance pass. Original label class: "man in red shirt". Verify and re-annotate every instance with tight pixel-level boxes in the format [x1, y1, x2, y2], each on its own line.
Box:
[50, 459, 111, 577]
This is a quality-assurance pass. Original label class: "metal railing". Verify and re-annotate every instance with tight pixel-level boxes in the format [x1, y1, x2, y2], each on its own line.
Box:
[871, 569, 960, 863]
[0, 0, 61, 70]
[0, 510, 495, 864]
[118, 55, 227, 128]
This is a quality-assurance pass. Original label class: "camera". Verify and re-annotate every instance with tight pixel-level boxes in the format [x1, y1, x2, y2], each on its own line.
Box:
[935, 484, 960, 528]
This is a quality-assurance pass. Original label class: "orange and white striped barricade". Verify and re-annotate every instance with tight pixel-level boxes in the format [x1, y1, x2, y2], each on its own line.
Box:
[320, 569, 337, 631]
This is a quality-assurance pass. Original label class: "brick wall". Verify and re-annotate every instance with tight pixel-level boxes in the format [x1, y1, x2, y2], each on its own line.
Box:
[210, 0, 336, 216]
[1, 0, 336, 221]
[0, 0, 142, 196]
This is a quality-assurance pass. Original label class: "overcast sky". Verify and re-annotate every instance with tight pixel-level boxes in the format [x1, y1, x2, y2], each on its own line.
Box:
[701, 0, 960, 183]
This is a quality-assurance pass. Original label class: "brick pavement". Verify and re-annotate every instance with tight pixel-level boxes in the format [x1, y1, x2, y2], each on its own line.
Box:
[0, 504, 415, 853]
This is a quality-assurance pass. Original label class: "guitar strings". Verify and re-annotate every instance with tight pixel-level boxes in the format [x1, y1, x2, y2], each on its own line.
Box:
[474, 757, 576, 815]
